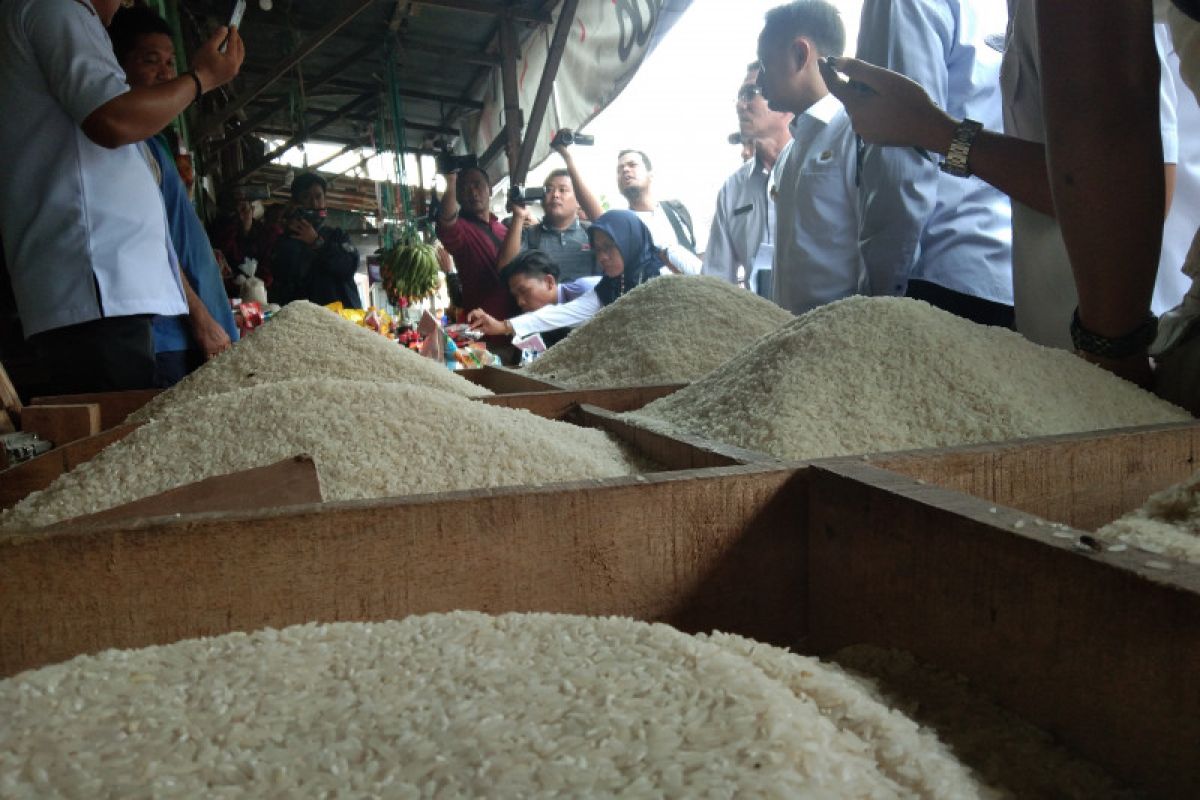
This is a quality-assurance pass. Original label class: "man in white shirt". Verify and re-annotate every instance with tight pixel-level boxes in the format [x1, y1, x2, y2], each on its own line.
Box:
[854, 0, 1014, 328]
[615, 149, 703, 274]
[702, 61, 794, 298]
[757, 0, 867, 315]
[0, 0, 242, 394]
[466, 250, 601, 346]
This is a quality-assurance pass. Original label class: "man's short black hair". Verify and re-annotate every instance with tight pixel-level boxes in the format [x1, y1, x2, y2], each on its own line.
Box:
[761, 1, 846, 59]
[617, 149, 652, 171]
[543, 168, 572, 189]
[108, 5, 173, 63]
[746, 60, 762, 72]
[500, 250, 560, 285]
[290, 172, 327, 200]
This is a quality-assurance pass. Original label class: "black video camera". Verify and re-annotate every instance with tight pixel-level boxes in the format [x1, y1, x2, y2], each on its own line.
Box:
[508, 185, 546, 205]
[436, 152, 478, 175]
[552, 129, 594, 148]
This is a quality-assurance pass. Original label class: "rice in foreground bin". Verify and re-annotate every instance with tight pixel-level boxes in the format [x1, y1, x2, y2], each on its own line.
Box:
[0, 612, 1130, 797]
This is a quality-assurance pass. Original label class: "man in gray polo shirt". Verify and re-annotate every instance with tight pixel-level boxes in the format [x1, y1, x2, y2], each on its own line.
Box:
[497, 144, 604, 282]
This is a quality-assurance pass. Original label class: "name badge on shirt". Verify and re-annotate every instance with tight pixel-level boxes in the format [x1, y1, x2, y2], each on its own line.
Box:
[733, 203, 753, 217]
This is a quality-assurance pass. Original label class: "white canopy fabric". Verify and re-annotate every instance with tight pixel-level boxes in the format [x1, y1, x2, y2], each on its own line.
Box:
[466, 0, 693, 181]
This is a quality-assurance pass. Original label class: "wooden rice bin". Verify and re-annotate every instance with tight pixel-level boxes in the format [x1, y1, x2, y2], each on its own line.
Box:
[1, 420, 1198, 795]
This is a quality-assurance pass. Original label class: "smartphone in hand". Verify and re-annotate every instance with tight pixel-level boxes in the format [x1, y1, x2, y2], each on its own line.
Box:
[219, 0, 246, 53]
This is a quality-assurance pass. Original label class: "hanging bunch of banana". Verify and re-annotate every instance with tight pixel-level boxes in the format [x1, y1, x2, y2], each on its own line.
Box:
[379, 228, 440, 304]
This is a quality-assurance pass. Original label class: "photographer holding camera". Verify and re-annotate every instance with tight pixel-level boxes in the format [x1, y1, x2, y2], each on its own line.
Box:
[496, 132, 605, 282]
[268, 172, 362, 309]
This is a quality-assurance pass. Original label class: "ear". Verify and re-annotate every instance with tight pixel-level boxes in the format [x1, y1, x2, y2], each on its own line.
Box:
[792, 36, 812, 70]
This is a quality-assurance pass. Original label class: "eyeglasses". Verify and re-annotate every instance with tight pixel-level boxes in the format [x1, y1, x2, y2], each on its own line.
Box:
[736, 85, 764, 103]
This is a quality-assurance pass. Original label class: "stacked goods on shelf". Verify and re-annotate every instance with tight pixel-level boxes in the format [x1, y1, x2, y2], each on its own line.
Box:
[0, 380, 641, 531]
[523, 275, 793, 387]
[0, 612, 1130, 797]
[626, 296, 1190, 460]
[132, 301, 489, 424]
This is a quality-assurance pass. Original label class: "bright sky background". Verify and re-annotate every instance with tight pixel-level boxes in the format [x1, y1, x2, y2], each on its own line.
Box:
[271, 0, 865, 249]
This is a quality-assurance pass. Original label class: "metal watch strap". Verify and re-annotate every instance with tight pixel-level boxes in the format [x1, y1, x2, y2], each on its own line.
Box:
[1069, 308, 1159, 359]
[940, 118, 983, 178]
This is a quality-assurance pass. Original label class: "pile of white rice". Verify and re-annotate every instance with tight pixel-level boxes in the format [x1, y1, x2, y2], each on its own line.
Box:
[1095, 471, 1200, 564]
[0, 380, 638, 531]
[0, 612, 997, 797]
[626, 297, 1190, 460]
[834, 646, 1134, 799]
[523, 275, 793, 387]
[131, 301, 488, 423]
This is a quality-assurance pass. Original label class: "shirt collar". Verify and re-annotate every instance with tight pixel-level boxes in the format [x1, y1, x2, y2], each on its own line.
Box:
[541, 217, 581, 234]
[790, 92, 843, 138]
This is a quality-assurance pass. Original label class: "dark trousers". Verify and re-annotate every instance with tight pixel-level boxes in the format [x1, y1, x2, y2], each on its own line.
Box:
[30, 315, 156, 395]
[906, 279, 1015, 329]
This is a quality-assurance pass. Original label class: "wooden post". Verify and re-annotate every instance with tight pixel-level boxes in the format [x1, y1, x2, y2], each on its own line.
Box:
[498, 17, 524, 177]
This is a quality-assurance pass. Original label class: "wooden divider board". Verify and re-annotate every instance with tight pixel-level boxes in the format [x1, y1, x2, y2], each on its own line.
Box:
[0, 465, 807, 679]
[869, 420, 1200, 531]
[18, 403, 102, 447]
[458, 365, 564, 393]
[806, 459, 1200, 799]
[479, 384, 684, 418]
[0, 423, 140, 510]
[30, 389, 160, 430]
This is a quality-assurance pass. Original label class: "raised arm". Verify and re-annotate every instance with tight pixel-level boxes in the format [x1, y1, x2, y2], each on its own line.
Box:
[555, 143, 604, 222]
[83, 27, 243, 148]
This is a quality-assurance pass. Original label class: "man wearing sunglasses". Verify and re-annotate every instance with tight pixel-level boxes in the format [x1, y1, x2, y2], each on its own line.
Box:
[702, 63, 794, 298]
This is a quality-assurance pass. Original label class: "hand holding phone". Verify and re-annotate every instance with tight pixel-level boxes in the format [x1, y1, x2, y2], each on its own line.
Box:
[220, 0, 246, 53]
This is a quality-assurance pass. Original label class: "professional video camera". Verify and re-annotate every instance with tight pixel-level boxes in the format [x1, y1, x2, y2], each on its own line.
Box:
[507, 184, 546, 205]
[551, 129, 594, 148]
[436, 152, 479, 175]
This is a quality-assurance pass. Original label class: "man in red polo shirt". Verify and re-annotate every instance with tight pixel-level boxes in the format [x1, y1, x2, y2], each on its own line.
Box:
[436, 165, 518, 361]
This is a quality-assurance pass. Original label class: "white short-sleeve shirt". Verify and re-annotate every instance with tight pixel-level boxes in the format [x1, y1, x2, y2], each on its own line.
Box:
[0, 0, 186, 338]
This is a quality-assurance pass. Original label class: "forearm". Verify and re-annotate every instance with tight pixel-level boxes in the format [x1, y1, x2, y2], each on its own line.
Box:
[562, 151, 604, 221]
[1038, 0, 1161, 337]
[81, 77, 196, 149]
[496, 217, 523, 269]
[439, 176, 460, 221]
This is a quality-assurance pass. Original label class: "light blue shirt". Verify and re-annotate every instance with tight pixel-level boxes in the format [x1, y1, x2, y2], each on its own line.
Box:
[702, 142, 792, 297]
[148, 136, 239, 354]
[856, 0, 1013, 304]
[0, 0, 186, 337]
[772, 94, 867, 315]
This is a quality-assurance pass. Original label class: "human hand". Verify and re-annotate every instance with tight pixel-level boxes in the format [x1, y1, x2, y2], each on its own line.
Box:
[466, 308, 507, 336]
[434, 243, 455, 274]
[819, 56, 956, 154]
[509, 202, 533, 228]
[192, 26, 244, 94]
[191, 313, 233, 361]
[287, 217, 320, 246]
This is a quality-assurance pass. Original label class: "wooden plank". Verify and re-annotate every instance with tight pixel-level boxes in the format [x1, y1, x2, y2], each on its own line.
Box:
[18, 404, 102, 447]
[870, 420, 1200, 531]
[577, 405, 778, 470]
[53, 456, 322, 530]
[459, 365, 564, 393]
[0, 423, 140, 511]
[806, 460, 1200, 799]
[0, 465, 807, 678]
[478, 384, 683, 418]
[0, 360, 21, 420]
[31, 389, 160, 430]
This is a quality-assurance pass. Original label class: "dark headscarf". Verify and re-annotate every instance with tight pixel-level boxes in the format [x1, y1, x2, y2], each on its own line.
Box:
[589, 210, 662, 306]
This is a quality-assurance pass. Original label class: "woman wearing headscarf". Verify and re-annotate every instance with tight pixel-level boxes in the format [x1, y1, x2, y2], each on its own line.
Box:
[467, 209, 670, 346]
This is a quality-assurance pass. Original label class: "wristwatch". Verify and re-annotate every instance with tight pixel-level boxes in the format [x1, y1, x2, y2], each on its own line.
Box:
[1069, 308, 1159, 359]
[940, 118, 983, 178]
